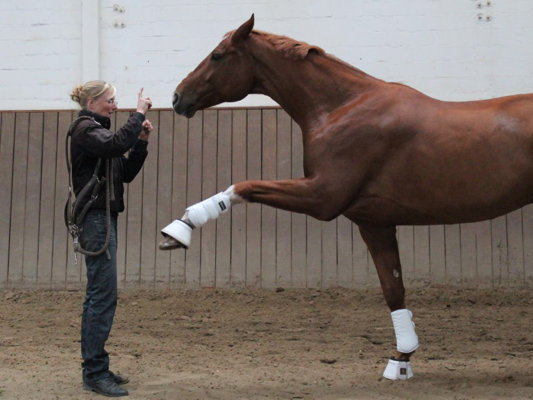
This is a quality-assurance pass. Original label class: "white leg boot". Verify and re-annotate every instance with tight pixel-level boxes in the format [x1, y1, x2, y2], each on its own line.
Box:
[160, 191, 232, 250]
[382, 308, 418, 380]
[383, 358, 414, 380]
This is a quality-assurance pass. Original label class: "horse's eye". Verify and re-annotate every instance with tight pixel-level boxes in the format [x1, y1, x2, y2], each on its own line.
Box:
[211, 52, 222, 61]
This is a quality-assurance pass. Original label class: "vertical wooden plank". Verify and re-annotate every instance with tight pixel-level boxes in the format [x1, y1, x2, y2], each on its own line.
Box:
[140, 110, 159, 284]
[290, 120, 306, 287]
[337, 216, 353, 288]
[261, 109, 277, 288]
[290, 210, 307, 287]
[38, 112, 59, 287]
[155, 110, 174, 286]
[276, 109, 292, 287]
[473, 221, 493, 287]
[215, 110, 232, 287]
[114, 111, 130, 284]
[444, 224, 462, 285]
[413, 226, 430, 284]
[51, 111, 73, 288]
[23, 113, 44, 286]
[306, 216, 322, 288]
[522, 204, 533, 285]
[0, 112, 15, 286]
[246, 110, 262, 287]
[170, 113, 188, 286]
[185, 112, 203, 287]
[322, 220, 338, 287]
[460, 223, 478, 286]
[200, 109, 218, 287]
[231, 110, 247, 286]
[491, 215, 508, 286]
[429, 225, 446, 284]
[506, 210, 524, 284]
[9, 113, 29, 286]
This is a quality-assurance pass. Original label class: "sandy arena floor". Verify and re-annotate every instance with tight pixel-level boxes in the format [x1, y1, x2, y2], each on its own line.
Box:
[1, 286, 532, 399]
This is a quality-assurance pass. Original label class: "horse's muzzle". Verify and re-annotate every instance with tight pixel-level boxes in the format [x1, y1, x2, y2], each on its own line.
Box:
[172, 91, 196, 118]
[172, 92, 180, 112]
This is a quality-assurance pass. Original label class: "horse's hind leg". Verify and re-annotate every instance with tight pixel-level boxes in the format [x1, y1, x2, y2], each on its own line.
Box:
[358, 224, 419, 380]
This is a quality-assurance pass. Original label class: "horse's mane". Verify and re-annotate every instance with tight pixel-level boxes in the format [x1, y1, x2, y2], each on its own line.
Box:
[225, 28, 372, 78]
[253, 30, 325, 60]
[225, 29, 325, 60]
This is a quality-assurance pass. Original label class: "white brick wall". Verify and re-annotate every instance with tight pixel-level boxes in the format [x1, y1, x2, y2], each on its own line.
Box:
[0, 1, 81, 109]
[2, 0, 533, 110]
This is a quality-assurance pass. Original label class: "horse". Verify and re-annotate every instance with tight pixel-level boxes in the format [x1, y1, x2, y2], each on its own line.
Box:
[160, 14, 533, 380]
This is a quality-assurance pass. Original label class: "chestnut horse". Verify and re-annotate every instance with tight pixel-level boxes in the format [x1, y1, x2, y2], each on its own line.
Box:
[160, 15, 533, 379]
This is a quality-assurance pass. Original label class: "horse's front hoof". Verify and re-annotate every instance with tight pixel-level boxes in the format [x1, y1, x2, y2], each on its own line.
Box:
[158, 236, 186, 250]
[160, 219, 193, 249]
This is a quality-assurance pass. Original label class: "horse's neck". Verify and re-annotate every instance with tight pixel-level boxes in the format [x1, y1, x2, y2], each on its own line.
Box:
[252, 46, 378, 131]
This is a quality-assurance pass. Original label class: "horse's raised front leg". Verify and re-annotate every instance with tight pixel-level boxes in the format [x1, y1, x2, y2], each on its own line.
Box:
[358, 224, 419, 380]
[158, 185, 240, 249]
[159, 177, 354, 249]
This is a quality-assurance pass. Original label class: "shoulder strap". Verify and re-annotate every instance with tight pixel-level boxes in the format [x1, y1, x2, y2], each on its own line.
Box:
[65, 116, 95, 189]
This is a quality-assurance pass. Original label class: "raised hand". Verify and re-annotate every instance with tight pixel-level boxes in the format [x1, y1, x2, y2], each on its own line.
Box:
[136, 88, 152, 114]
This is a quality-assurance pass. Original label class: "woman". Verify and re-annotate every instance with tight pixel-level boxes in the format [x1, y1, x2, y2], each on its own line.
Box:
[69, 80, 153, 397]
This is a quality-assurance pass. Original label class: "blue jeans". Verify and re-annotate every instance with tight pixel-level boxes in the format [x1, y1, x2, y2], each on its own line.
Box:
[79, 210, 118, 382]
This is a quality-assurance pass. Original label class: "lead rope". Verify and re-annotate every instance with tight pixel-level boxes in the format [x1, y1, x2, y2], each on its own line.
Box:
[65, 117, 112, 262]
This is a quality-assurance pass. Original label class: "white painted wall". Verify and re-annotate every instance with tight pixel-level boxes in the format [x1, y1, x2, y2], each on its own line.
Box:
[2, 0, 533, 110]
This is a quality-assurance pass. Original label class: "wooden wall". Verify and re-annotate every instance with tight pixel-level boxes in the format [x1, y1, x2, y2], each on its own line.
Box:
[1, 109, 533, 289]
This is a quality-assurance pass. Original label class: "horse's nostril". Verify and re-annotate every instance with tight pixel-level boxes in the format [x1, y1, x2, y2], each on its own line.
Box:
[172, 92, 179, 106]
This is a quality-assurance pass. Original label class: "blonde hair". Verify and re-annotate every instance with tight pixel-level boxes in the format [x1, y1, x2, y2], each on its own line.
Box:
[70, 80, 116, 108]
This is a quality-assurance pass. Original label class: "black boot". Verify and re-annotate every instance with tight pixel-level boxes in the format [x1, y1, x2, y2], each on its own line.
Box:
[84, 376, 128, 397]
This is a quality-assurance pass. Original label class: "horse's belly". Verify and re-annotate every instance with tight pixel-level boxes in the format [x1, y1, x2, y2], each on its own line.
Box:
[344, 196, 452, 226]
[346, 181, 533, 226]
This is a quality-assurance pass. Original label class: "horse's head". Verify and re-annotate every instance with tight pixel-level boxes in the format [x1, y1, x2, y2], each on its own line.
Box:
[173, 15, 256, 117]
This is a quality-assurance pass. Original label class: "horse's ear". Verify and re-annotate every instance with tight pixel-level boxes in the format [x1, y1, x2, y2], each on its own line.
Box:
[232, 14, 254, 43]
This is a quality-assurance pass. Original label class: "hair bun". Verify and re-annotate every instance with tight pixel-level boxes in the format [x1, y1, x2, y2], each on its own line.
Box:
[70, 84, 84, 104]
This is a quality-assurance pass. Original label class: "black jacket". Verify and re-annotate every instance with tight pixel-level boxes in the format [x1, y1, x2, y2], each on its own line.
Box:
[70, 110, 148, 213]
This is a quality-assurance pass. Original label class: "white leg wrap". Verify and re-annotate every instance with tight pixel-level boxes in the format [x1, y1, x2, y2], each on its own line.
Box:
[186, 192, 231, 228]
[391, 309, 419, 353]
[383, 358, 414, 380]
